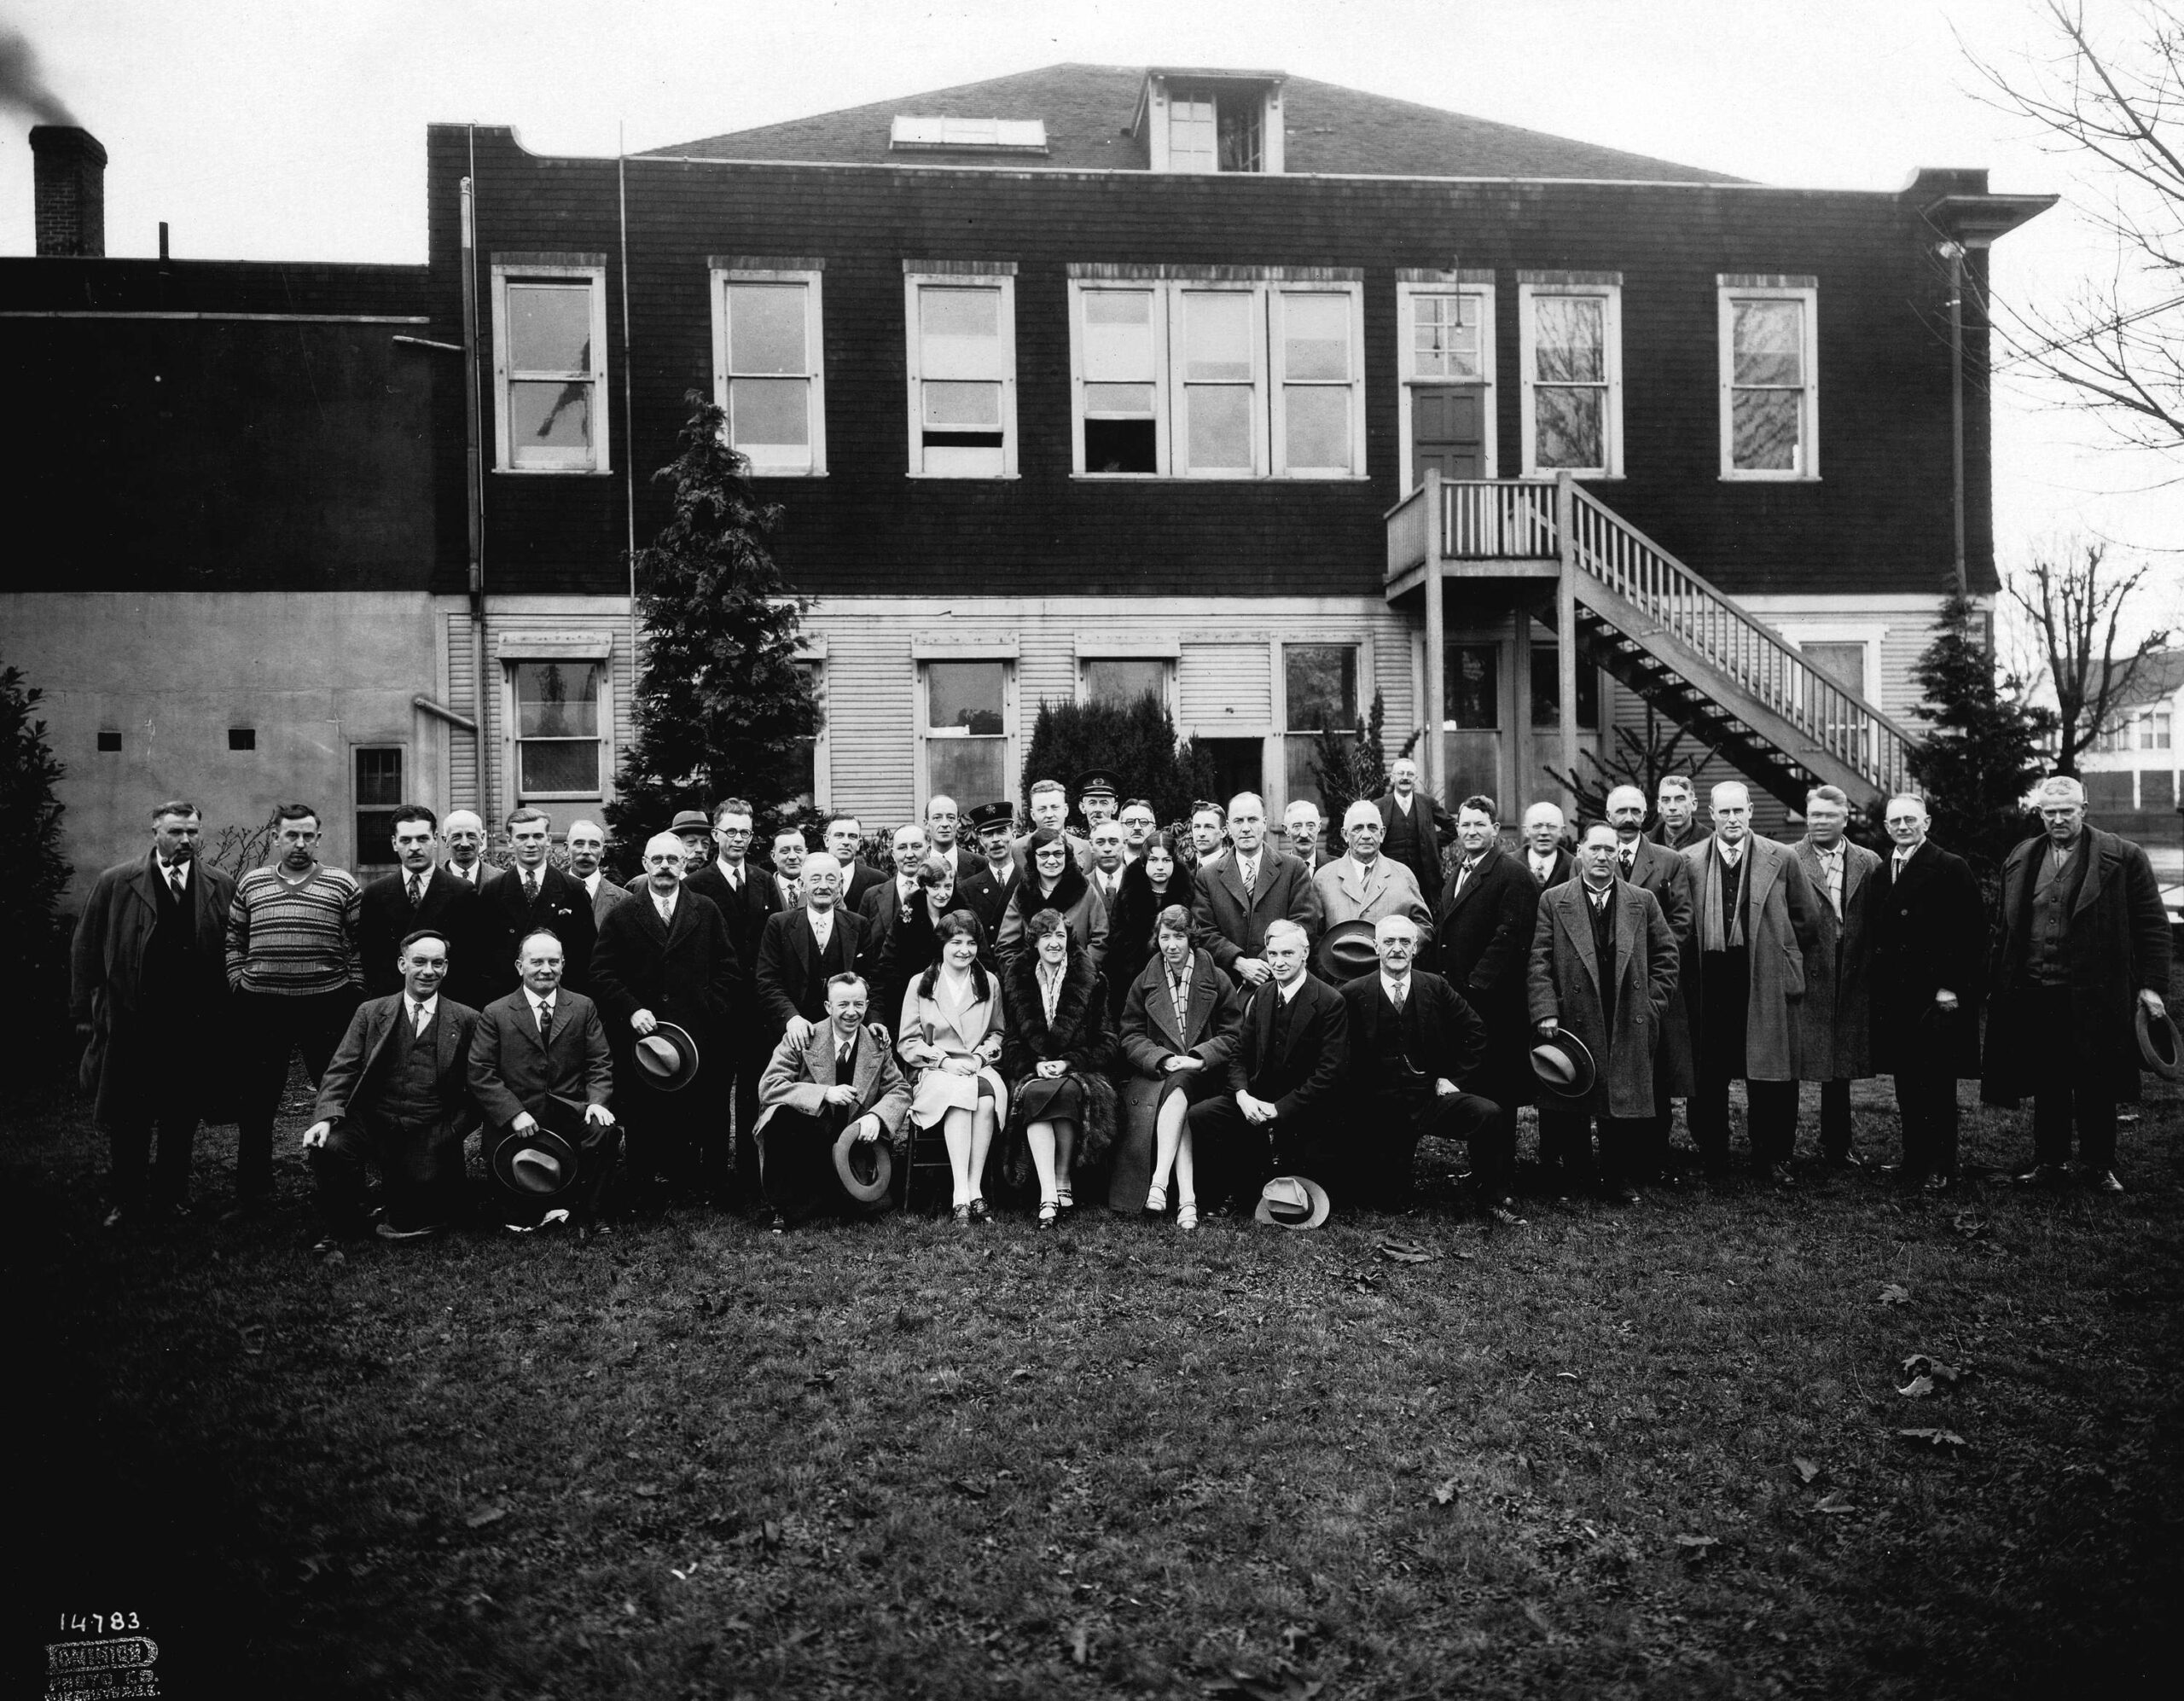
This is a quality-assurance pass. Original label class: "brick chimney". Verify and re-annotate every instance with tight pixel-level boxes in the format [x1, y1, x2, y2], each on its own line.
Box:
[32, 126, 107, 258]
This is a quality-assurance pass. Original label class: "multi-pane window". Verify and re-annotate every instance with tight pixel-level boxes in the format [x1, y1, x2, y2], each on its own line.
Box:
[1070, 275, 1363, 479]
[2144, 707, 2173, 750]
[1284, 644, 1359, 805]
[922, 659, 1010, 805]
[1529, 647, 1600, 729]
[1519, 282, 1621, 477]
[513, 661, 603, 799]
[491, 263, 608, 473]
[1719, 281, 1819, 479]
[905, 269, 1017, 477]
[1412, 292, 1487, 380]
[712, 267, 825, 474]
[1444, 645, 1500, 729]
[1083, 658, 1170, 708]
[1168, 89, 1263, 173]
[353, 747, 404, 877]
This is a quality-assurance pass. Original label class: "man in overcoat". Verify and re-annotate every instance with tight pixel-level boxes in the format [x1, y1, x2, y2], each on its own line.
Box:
[301, 928, 480, 1245]
[1520, 802, 1575, 889]
[754, 972, 914, 1229]
[71, 798, 236, 1227]
[1375, 756, 1457, 912]
[1983, 776, 2171, 1192]
[1339, 914, 1514, 1219]
[683, 798, 780, 1206]
[1188, 920, 1348, 1210]
[1605, 785, 1699, 1181]
[1869, 795, 1985, 1190]
[482, 808, 595, 998]
[1793, 785, 1881, 1166]
[1647, 775, 1711, 854]
[1316, 801, 1434, 934]
[359, 805, 491, 1010]
[1529, 822, 1682, 1201]
[591, 833, 747, 1205]
[1190, 792, 1321, 988]
[1682, 781, 1821, 1184]
[1434, 796, 1540, 1122]
[567, 819, 631, 932]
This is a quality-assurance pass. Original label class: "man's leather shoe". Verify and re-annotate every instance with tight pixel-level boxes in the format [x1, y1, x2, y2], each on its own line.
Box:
[2013, 1163, 2069, 1189]
[102, 1205, 128, 1230]
[1486, 1199, 1527, 1227]
[2091, 1170, 2125, 1194]
[1920, 1174, 1951, 1195]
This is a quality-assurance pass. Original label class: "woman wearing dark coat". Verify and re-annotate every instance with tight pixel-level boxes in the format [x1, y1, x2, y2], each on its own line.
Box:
[1103, 831, 1187, 1021]
[1115, 904, 1242, 1228]
[999, 909, 1117, 1227]
[996, 828, 1108, 972]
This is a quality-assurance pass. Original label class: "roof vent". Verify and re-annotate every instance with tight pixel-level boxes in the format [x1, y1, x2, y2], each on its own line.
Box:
[890, 115, 1048, 155]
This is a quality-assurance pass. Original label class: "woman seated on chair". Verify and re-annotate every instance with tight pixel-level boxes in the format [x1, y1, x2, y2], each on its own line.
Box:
[896, 911, 1008, 1223]
[999, 907, 1116, 1228]
[1103, 830, 1184, 1022]
[996, 827, 1107, 972]
[1118, 904, 1244, 1231]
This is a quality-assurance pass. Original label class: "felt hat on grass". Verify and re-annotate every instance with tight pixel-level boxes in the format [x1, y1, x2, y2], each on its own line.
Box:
[634, 1020, 701, 1091]
[1254, 1175, 1331, 1230]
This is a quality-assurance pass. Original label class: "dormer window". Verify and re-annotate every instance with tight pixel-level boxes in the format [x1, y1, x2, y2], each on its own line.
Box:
[1138, 71, 1285, 175]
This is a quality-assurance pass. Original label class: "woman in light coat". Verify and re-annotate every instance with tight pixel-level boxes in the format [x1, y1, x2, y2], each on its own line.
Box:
[896, 912, 1008, 1223]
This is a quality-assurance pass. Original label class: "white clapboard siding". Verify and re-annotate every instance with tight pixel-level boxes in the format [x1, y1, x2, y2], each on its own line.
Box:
[1179, 642, 1274, 734]
[816, 618, 921, 825]
[445, 612, 480, 811]
[1371, 632, 1414, 758]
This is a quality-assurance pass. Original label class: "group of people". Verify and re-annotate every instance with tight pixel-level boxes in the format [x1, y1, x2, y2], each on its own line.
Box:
[68, 760, 2174, 1249]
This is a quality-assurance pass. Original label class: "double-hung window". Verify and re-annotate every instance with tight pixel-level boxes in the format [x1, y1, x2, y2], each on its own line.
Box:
[712, 260, 826, 474]
[1719, 276, 1819, 479]
[491, 257, 609, 473]
[1518, 274, 1622, 479]
[1068, 268, 1365, 479]
[1396, 271, 1497, 491]
[915, 645, 1015, 808]
[904, 263, 1018, 477]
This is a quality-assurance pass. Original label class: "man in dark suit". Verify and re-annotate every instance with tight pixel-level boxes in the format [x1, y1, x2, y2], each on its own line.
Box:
[439, 810, 501, 891]
[1606, 784, 1699, 1181]
[1871, 796, 1985, 1191]
[857, 821, 931, 932]
[754, 851, 869, 1056]
[767, 825, 810, 912]
[1984, 775, 2171, 1193]
[824, 813, 890, 912]
[682, 797, 781, 1205]
[1190, 791, 1321, 990]
[301, 928, 481, 1247]
[1282, 799, 1331, 877]
[925, 794, 979, 883]
[1339, 914, 1515, 1220]
[71, 798, 236, 1228]
[1793, 785, 1881, 1166]
[1519, 802, 1575, 889]
[956, 802, 1020, 938]
[468, 926, 617, 1232]
[1647, 775, 1711, 854]
[1188, 919, 1348, 1211]
[359, 805, 491, 1010]
[592, 832, 748, 1206]
[1376, 756, 1457, 911]
[1434, 796, 1541, 1132]
[568, 818, 632, 932]
[482, 808, 596, 998]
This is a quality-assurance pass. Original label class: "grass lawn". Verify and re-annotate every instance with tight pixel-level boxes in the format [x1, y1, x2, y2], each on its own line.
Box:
[8, 1071, 2181, 1700]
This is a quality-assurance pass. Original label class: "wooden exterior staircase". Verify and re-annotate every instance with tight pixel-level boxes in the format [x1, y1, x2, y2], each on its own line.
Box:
[1385, 472, 1920, 811]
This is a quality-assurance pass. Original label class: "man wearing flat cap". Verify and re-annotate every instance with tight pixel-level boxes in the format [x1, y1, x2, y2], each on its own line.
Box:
[1983, 775, 2170, 1193]
[591, 832, 746, 1207]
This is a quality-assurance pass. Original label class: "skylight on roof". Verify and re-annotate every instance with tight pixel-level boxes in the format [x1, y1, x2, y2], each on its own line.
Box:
[890, 116, 1048, 154]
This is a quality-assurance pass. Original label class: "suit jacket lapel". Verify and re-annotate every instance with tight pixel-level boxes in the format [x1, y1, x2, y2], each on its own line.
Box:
[1560, 886, 1600, 990]
[1222, 855, 1252, 911]
[2073, 834, 2107, 915]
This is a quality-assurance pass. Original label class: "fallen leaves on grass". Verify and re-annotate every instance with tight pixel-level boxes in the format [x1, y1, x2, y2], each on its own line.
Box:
[631, 1483, 662, 1499]
[950, 1477, 990, 1500]
[1809, 1492, 1857, 1516]
[1877, 1284, 1911, 1307]
[804, 1369, 837, 1390]
[1901, 1354, 1971, 1385]
[1792, 1457, 1823, 1484]
[1205, 1674, 1324, 1701]
[1898, 1375, 1937, 1399]
[1068, 1624, 1088, 1665]
[1898, 1427, 1967, 1448]
[1374, 1237, 1433, 1264]
[670, 1559, 701, 1582]
[238, 1324, 268, 1355]
[1432, 1477, 1460, 1506]
[1950, 1212, 1987, 1239]
[1673, 1534, 1719, 1558]
[463, 1504, 508, 1530]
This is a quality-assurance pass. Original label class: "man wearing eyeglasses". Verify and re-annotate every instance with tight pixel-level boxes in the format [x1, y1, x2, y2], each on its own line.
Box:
[1983, 775, 2170, 1193]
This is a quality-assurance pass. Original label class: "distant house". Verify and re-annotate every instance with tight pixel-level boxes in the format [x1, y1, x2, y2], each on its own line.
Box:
[2078, 647, 2184, 844]
[7, 67, 2055, 897]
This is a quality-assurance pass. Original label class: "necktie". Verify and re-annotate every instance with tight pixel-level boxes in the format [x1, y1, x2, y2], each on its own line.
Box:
[1389, 978, 1406, 1012]
[407, 873, 423, 909]
[1619, 849, 1635, 877]
[524, 868, 539, 904]
[411, 999, 429, 1036]
[167, 863, 185, 899]
[728, 868, 741, 893]
[537, 1000, 553, 1043]
[838, 1043, 853, 1077]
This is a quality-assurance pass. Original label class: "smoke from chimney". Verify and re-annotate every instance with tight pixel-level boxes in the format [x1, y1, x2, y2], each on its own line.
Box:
[0, 24, 77, 126]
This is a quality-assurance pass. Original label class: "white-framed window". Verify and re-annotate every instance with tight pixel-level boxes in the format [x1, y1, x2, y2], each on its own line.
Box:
[1719, 276, 1819, 479]
[352, 746, 406, 880]
[793, 653, 828, 810]
[508, 658, 608, 803]
[1141, 74, 1284, 175]
[1518, 276, 1622, 479]
[711, 260, 826, 475]
[491, 258, 609, 473]
[1281, 642, 1361, 809]
[1079, 656, 1174, 711]
[917, 654, 1015, 808]
[1396, 273, 1497, 491]
[2142, 706, 2173, 750]
[1067, 270, 1364, 479]
[904, 264, 1018, 478]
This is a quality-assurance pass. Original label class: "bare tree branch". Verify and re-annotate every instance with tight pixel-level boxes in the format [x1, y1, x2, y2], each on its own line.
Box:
[2005, 537, 2174, 772]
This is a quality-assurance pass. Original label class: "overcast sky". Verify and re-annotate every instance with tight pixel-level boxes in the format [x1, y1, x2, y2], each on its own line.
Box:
[2, 0, 2177, 615]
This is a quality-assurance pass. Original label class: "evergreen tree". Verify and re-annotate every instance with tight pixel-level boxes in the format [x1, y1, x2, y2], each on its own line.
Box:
[1907, 578, 2051, 884]
[607, 395, 816, 845]
[0, 664, 73, 1066]
[1307, 692, 1422, 850]
[1019, 693, 1214, 832]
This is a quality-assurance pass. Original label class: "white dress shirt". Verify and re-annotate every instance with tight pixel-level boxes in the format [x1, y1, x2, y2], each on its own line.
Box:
[408, 992, 440, 1036]
[1380, 971, 1410, 1010]
[807, 908, 834, 952]
[524, 986, 557, 1033]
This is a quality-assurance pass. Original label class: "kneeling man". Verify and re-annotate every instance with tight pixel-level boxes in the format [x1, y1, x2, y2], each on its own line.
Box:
[468, 929, 618, 1231]
[1339, 914, 1516, 1221]
[303, 928, 481, 1246]
[755, 972, 913, 1230]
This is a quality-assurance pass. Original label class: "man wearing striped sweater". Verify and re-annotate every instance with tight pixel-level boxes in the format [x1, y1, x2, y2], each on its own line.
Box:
[225, 804, 364, 1212]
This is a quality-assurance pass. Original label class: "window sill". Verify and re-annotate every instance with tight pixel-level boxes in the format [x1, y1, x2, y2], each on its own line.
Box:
[1719, 472, 1822, 484]
[1067, 473, 1372, 484]
[493, 467, 615, 478]
[905, 472, 1022, 481]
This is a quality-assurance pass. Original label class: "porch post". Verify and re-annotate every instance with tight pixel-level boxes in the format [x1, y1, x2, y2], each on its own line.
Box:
[1420, 467, 1448, 805]
[1555, 473, 1580, 819]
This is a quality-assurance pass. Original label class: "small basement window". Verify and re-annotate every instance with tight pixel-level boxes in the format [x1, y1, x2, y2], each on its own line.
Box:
[229, 728, 256, 750]
[97, 730, 121, 752]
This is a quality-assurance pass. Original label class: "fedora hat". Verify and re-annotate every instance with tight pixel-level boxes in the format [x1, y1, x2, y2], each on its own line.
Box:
[634, 1020, 700, 1091]
[1253, 1174, 1331, 1230]
[1530, 1029, 1597, 1099]
[667, 808, 712, 835]
[2136, 1001, 2183, 1081]
[1315, 918, 1381, 983]
[832, 1122, 894, 1204]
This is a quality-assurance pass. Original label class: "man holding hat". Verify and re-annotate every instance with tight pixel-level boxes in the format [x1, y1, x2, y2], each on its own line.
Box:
[1530, 821, 1681, 1202]
[754, 972, 913, 1230]
[1604, 784, 1699, 1181]
[591, 833, 746, 1207]
[302, 929, 481, 1249]
[1316, 801, 1433, 935]
[1339, 914, 1516, 1219]
[957, 802, 1023, 938]
[1435, 796, 1541, 1129]
[1983, 775, 2171, 1193]
[469, 928, 617, 1232]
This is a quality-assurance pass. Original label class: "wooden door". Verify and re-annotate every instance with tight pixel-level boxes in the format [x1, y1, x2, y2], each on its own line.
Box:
[1413, 386, 1484, 483]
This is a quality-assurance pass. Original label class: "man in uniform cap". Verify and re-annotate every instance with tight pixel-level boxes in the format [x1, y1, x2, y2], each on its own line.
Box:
[957, 801, 1024, 939]
[1076, 770, 1121, 829]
